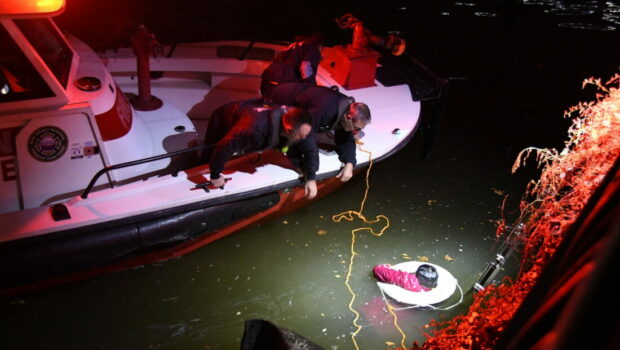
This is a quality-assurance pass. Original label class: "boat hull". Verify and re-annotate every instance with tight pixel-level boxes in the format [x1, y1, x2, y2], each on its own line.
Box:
[0, 174, 348, 297]
[0, 28, 425, 297]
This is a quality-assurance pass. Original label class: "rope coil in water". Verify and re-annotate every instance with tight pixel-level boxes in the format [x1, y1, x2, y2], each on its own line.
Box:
[331, 141, 401, 349]
[331, 141, 462, 350]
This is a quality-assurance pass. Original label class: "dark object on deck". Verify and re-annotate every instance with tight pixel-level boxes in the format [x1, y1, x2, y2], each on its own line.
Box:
[216, 44, 275, 61]
[50, 203, 71, 221]
[240, 319, 324, 350]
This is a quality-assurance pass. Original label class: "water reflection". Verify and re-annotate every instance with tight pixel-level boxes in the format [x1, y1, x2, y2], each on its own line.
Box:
[432, 0, 618, 30]
[603, 3, 620, 25]
[1, 154, 501, 349]
[524, 0, 619, 29]
[474, 12, 498, 18]
[557, 22, 617, 30]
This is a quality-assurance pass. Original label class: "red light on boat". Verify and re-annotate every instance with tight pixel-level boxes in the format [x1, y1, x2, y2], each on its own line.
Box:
[0, 0, 65, 17]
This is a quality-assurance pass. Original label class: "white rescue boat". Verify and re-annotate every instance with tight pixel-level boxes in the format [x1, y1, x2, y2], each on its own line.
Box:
[0, 1, 441, 297]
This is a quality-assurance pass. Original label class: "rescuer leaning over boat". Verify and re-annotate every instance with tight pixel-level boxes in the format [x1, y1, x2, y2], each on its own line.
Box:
[264, 82, 371, 182]
[201, 100, 319, 199]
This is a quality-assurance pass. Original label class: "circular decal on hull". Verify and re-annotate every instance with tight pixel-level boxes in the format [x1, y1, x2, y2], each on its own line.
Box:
[28, 126, 68, 162]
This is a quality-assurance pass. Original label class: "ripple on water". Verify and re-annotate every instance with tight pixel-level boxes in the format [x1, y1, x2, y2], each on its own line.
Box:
[557, 22, 616, 30]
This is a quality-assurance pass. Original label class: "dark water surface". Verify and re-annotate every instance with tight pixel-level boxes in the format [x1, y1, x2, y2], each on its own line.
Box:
[2, 1, 619, 349]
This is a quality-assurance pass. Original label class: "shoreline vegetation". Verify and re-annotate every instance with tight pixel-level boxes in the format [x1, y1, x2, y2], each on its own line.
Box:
[414, 73, 620, 349]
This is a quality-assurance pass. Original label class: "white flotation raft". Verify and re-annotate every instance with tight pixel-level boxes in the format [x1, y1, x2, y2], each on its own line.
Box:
[377, 261, 462, 310]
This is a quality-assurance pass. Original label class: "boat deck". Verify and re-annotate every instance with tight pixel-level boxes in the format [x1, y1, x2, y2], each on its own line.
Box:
[0, 41, 420, 243]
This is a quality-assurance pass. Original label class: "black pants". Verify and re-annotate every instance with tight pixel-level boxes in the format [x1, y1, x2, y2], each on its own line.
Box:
[199, 102, 239, 164]
[263, 82, 310, 106]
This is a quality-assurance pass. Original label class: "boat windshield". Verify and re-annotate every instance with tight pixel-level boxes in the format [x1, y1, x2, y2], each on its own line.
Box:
[0, 23, 54, 104]
[15, 18, 73, 89]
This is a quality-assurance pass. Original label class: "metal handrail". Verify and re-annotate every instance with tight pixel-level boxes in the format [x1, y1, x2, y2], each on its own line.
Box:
[81, 144, 207, 199]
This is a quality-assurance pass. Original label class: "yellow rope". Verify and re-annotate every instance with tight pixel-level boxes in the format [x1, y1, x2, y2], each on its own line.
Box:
[332, 141, 408, 349]
[387, 302, 407, 349]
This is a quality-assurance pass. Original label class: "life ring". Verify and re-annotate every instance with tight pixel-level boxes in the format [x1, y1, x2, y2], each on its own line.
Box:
[377, 261, 458, 306]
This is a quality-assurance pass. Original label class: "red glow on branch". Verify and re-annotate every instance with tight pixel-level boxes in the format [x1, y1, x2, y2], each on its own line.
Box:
[414, 73, 620, 349]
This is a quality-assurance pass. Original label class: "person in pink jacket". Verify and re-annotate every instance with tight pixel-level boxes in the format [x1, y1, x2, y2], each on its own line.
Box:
[373, 263, 438, 292]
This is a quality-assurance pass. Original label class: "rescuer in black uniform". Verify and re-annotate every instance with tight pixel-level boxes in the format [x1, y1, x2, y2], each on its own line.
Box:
[260, 34, 323, 97]
[263, 82, 371, 182]
[202, 100, 319, 199]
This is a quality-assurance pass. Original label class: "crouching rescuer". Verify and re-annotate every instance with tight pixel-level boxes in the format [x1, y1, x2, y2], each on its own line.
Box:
[201, 100, 319, 199]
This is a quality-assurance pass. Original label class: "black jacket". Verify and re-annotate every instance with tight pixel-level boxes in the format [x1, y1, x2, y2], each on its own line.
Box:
[204, 100, 319, 181]
[265, 82, 357, 166]
[260, 41, 322, 96]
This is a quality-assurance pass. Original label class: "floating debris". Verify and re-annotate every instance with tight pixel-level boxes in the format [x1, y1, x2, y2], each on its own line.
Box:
[444, 254, 456, 262]
[317, 229, 328, 235]
[474, 12, 497, 17]
[161, 296, 180, 302]
[418, 256, 429, 262]
[492, 188, 506, 196]
[282, 220, 289, 224]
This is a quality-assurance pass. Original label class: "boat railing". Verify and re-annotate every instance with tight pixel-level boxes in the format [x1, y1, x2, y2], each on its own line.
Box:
[81, 144, 207, 199]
